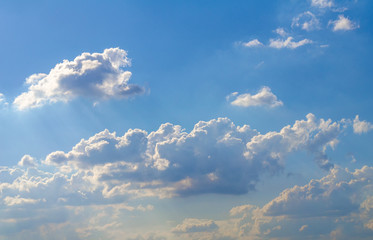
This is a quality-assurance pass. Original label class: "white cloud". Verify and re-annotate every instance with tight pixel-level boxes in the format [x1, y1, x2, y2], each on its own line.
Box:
[274, 28, 287, 37]
[13, 48, 144, 110]
[269, 37, 312, 49]
[172, 218, 218, 233]
[243, 39, 263, 47]
[311, 0, 333, 8]
[18, 155, 36, 167]
[292, 11, 320, 31]
[0, 93, 9, 107]
[4, 195, 44, 206]
[329, 15, 359, 31]
[353, 115, 373, 134]
[228, 87, 283, 108]
[3, 114, 345, 205]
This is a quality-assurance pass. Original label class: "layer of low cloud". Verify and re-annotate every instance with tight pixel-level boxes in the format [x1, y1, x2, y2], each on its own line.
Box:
[329, 15, 359, 31]
[228, 87, 283, 108]
[13, 48, 144, 110]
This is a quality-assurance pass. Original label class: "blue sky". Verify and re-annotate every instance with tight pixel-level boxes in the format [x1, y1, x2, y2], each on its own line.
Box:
[1, 0, 373, 239]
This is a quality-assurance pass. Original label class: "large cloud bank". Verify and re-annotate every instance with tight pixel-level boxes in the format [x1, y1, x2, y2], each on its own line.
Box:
[0, 114, 370, 239]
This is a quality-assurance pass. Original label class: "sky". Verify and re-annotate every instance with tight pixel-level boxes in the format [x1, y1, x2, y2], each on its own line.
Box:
[0, 0, 373, 239]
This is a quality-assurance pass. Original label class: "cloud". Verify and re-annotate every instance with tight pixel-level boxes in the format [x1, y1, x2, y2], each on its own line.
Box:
[353, 115, 373, 134]
[18, 155, 36, 167]
[292, 11, 320, 31]
[269, 37, 312, 49]
[242, 39, 263, 47]
[13, 48, 144, 110]
[0, 114, 360, 238]
[186, 165, 373, 240]
[0, 93, 9, 107]
[5, 114, 344, 204]
[329, 15, 359, 31]
[274, 28, 287, 37]
[253, 166, 373, 239]
[172, 218, 219, 233]
[227, 87, 283, 108]
[4, 195, 44, 206]
[299, 225, 308, 232]
[311, 0, 333, 8]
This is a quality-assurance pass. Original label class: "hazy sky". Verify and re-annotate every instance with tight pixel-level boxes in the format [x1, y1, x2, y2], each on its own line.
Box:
[1, 0, 373, 239]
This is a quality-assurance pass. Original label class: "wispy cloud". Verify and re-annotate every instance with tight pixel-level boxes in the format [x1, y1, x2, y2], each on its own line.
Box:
[0, 93, 9, 107]
[242, 39, 263, 47]
[269, 37, 312, 49]
[274, 27, 287, 37]
[292, 11, 320, 31]
[172, 219, 218, 233]
[13, 48, 144, 110]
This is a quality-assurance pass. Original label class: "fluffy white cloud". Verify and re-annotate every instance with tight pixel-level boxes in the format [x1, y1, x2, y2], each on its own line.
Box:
[242, 39, 263, 47]
[13, 48, 144, 110]
[292, 11, 320, 31]
[228, 87, 283, 108]
[269, 37, 312, 49]
[311, 0, 333, 8]
[18, 155, 36, 167]
[353, 115, 373, 134]
[329, 15, 359, 31]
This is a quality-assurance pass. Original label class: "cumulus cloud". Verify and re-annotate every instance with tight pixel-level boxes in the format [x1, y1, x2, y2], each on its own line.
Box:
[292, 11, 320, 31]
[329, 15, 359, 31]
[0, 114, 361, 238]
[242, 39, 263, 47]
[227, 87, 283, 108]
[311, 0, 333, 8]
[269, 37, 312, 49]
[13, 48, 144, 110]
[353, 115, 373, 134]
[18, 155, 36, 167]
[1, 114, 345, 206]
